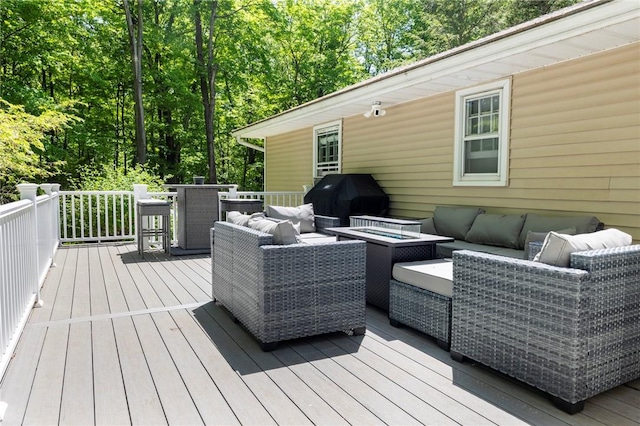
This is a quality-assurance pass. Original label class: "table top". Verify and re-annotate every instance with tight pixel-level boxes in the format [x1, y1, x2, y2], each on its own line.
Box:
[326, 227, 453, 247]
[221, 199, 263, 203]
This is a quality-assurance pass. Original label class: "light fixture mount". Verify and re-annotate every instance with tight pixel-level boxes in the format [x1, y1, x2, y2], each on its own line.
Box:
[364, 101, 386, 118]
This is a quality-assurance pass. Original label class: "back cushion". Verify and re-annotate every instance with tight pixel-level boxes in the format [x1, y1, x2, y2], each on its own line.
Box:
[226, 211, 251, 227]
[418, 217, 437, 235]
[523, 227, 576, 260]
[534, 228, 631, 267]
[433, 207, 485, 240]
[266, 203, 315, 233]
[465, 214, 526, 249]
[517, 214, 602, 250]
[247, 215, 300, 245]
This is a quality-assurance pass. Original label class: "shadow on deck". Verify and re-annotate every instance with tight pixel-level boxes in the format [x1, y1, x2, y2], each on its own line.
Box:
[0, 243, 638, 425]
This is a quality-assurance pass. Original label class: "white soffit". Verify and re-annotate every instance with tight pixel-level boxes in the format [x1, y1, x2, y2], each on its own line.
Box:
[233, 0, 640, 140]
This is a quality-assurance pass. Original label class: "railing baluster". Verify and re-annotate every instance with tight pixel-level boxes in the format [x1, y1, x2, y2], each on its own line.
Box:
[96, 194, 102, 241]
[104, 193, 110, 238]
[112, 194, 117, 238]
[88, 193, 93, 240]
[71, 195, 76, 240]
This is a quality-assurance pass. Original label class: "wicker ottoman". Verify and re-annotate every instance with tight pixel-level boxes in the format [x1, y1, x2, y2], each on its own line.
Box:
[389, 258, 453, 350]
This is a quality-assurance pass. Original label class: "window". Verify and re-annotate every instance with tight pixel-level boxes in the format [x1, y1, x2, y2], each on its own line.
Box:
[453, 79, 510, 186]
[313, 121, 342, 178]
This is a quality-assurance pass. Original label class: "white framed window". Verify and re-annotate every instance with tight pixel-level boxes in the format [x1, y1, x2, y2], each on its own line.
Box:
[453, 79, 511, 186]
[313, 120, 342, 178]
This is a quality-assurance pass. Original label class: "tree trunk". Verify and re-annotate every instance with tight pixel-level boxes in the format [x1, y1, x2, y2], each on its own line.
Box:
[123, 0, 147, 165]
[194, 0, 217, 183]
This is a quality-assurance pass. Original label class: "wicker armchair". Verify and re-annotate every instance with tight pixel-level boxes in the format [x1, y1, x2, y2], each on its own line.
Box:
[212, 221, 366, 351]
[451, 245, 640, 414]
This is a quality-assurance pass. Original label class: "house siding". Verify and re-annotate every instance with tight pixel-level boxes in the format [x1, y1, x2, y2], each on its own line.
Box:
[265, 127, 313, 191]
[266, 42, 640, 240]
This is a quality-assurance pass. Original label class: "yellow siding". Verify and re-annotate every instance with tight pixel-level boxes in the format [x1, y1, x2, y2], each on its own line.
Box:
[265, 42, 640, 240]
[265, 128, 314, 191]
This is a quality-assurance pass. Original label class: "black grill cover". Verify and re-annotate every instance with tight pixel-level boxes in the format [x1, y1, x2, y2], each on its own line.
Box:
[304, 174, 389, 226]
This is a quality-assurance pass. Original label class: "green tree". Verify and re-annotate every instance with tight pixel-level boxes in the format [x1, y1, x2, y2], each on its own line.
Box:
[0, 100, 78, 202]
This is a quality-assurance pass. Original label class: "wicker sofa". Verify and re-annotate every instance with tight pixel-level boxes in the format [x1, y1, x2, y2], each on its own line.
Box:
[211, 219, 366, 351]
[450, 244, 640, 413]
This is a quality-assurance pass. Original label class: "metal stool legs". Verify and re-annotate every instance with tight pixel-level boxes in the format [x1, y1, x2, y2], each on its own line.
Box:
[137, 200, 171, 256]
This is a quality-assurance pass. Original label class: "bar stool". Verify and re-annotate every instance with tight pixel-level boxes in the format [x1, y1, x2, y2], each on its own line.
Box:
[137, 199, 171, 256]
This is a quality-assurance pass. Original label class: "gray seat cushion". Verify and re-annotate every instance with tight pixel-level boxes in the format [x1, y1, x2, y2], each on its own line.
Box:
[437, 240, 524, 259]
[298, 232, 337, 245]
[392, 258, 453, 297]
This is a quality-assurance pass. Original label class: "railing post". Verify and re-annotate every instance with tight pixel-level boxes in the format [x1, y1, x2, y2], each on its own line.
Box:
[51, 184, 61, 249]
[17, 183, 43, 308]
[39, 184, 54, 272]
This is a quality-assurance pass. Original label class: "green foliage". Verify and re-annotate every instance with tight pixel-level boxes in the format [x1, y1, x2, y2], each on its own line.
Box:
[71, 164, 166, 192]
[0, 0, 580, 196]
[0, 99, 79, 203]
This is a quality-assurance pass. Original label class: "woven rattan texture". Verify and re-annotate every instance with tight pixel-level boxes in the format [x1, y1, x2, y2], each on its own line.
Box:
[389, 279, 451, 344]
[212, 221, 366, 346]
[451, 245, 640, 406]
[314, 215, 341, 232]
[366, 244, 434, 310]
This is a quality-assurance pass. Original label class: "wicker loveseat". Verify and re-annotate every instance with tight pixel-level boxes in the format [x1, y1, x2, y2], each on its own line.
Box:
[451, 244, 640, 413]
[211, 220, 367, 351]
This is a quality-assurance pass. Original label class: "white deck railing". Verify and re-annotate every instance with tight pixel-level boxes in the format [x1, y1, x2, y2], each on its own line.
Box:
[59, 189, 177, 244]
[0, 184, 59, 380]
[59, 186, 306, 244]
[218, 191, 306, 210]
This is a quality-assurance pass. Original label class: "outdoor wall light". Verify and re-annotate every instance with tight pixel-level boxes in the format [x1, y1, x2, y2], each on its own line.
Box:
[363, 101, 386, 118]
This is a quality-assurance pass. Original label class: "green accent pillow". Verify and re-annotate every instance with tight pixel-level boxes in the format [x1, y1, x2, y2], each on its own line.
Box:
[517, 214, 602, 250]
[465, 214, 526, 249]
[418, 217, 437, 235]
[433, 206, 484, 240]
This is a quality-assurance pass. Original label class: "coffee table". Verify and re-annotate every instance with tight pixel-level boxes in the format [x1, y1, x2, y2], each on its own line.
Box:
[326, 227, 453, 311]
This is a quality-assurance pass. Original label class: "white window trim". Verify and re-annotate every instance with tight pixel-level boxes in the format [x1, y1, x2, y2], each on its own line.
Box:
[453, 79, 511, 186]
[313, 120, 342, 179]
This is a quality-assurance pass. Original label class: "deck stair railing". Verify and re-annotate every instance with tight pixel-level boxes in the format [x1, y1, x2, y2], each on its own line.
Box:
[0, 183, 60, 381]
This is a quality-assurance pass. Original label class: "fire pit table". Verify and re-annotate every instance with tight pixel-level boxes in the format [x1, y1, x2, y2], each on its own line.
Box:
[326, 216, 453, 311]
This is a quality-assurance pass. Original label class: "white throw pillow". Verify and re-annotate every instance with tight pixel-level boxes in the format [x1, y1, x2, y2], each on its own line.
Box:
[534, 229, 632, 267]
[247, 216, 300, 245]
[226, 211, 250, 227]
[266, 203, 315, 233]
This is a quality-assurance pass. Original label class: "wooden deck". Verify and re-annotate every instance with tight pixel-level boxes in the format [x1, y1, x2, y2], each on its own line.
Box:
[1, 243, 638, 426]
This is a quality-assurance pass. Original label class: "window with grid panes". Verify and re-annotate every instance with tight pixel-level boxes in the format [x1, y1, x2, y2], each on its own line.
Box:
[453, 79, 510, 186]
[313, 121, 341, 178]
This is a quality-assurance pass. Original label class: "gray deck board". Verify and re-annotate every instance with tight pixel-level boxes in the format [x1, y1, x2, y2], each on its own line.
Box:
[59, 322, 94, 425]
[1, 243, 638, 426]
[156, 311, 240, 426]
[91, 319, 130, 426]
[89, 246, 111, 316]
[132, 314, 204, 426]
[112, 316, 167, 425]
